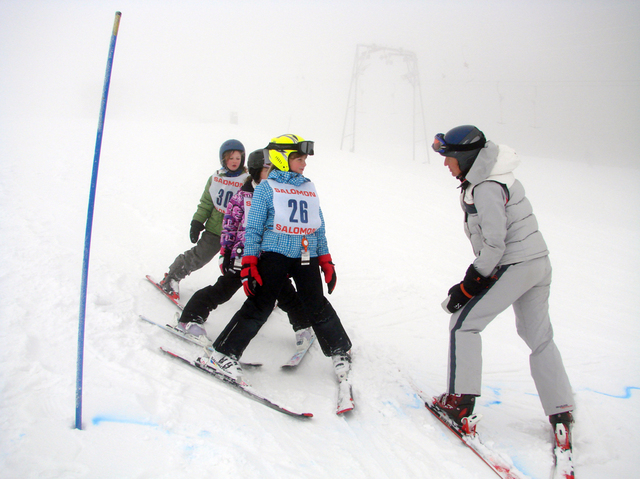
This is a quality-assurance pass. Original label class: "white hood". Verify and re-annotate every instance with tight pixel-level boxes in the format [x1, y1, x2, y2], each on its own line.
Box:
[464, 142, 519, 203]
[487, 144, 518, 187]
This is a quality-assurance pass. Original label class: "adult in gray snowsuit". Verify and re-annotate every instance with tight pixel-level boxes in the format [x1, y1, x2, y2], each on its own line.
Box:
[431, 125, 574, 431]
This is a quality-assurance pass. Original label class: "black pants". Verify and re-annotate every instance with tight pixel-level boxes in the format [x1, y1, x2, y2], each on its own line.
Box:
[180, 267, 312, 331]
[180, 273, 242, 323]
[213, 252, 351, 359]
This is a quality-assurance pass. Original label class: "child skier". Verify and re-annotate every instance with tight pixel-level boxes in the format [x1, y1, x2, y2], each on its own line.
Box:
[175, 149, 314, 351]
[431, 125, 574, 433]
[205, 134, 352, 386]
[159, 139, 248, 299]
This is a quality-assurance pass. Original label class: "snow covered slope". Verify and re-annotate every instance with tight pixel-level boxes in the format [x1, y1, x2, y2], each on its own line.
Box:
[1, 115, 639, 478]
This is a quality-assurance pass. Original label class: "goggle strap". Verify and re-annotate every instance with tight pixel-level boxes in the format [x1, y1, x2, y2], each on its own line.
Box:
[266, 141, 314, 155]
[447, 138, 486, 152]
[267, 142, 294, 150]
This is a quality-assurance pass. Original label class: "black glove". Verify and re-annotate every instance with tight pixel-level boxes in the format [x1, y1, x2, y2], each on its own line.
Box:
[222, 249, 233, 274]
[442, 264, 495, 314]
[218, 248, 233, 274]
[443, 283, 471, 313]
[461, 264, 494, 296]
[189, 220, 205, 243]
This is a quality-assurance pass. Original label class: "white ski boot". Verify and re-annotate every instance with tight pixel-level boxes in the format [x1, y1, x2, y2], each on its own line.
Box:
[176, 321, 207, 337]
[204, 350, 245, 384]
[295, 327, 314, 352]
[332, 353, 351, 381]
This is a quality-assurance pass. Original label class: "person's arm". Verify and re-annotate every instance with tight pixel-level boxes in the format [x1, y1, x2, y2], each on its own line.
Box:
[192, 176, 214, 224]
[243, 182, 271, 257]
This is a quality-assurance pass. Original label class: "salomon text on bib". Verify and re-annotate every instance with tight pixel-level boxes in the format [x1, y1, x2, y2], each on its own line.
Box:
[209, 172, 249, 214]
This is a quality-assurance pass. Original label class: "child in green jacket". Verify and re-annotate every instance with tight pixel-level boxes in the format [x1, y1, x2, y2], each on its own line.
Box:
[159, 139, 248, 299]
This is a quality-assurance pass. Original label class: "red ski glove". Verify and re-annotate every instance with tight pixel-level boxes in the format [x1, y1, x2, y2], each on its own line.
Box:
[241, 255, 262, 296]
[318, 254, 337, 294]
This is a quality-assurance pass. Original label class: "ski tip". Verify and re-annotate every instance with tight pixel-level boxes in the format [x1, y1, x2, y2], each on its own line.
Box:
[285, 411, 313, 418]
[337, 406, 354, 415]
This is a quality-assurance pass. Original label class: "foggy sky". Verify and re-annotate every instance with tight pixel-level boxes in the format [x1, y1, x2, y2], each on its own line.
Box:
[1, 0, 639, 166]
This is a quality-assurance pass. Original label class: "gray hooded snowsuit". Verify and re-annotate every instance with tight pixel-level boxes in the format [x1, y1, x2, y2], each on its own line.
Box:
[447, 141, 574, 416]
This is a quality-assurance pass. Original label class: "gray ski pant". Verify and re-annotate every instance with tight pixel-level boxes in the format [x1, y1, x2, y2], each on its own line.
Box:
[167, 231, 221, 281]
[447, 255, 574, 416]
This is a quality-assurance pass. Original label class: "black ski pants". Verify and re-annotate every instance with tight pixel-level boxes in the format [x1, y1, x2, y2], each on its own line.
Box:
[213, 252, 351, 359]
[180, 268, 312, 332]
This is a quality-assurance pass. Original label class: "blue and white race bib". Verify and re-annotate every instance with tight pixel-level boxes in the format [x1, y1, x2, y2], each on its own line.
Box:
[267, 179, 321, 235]
[209, 172, 249, 214]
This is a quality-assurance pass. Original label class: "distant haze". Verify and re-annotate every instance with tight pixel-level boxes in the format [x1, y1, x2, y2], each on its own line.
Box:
[1, 0, 638, 166]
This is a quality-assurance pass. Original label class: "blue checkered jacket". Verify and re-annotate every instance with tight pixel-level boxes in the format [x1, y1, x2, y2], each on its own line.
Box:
[244, 170, 329, 259]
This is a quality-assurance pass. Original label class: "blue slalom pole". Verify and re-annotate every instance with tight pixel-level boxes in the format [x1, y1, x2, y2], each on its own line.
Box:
[75, 11, 122, 431]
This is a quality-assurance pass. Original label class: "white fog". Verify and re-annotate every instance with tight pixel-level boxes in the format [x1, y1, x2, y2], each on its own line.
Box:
[1, 1, 639, 478]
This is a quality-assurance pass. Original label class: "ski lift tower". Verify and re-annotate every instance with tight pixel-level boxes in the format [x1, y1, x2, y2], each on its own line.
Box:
[341, 44, 430, 162]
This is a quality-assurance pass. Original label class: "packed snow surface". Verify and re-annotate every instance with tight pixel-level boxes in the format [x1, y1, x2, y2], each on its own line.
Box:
[1, 116, 638, 478]
[1, 2, 639, 477]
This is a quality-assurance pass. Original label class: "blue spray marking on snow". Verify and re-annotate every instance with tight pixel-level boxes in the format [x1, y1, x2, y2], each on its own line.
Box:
[406, 392, 424, 409]
[92, 415, 159, 428]
[511, 458, 532, 478]
[585, 386, 639, 399]
[482, 386, 502, 406]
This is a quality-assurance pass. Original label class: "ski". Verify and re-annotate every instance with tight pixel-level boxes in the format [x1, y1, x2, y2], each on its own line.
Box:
[552, 423, 574, 479]
[336, 376, 354, 415]
[139, 315, 262, 368]
[146, 275, 184, 310]
[281, 332, 316, 368]
[412, 385, 526, 479]
[160, 347, 313, 419]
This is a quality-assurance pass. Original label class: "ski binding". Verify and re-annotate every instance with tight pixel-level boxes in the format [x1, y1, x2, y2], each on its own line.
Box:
[160, 347, 312, 419]
[146, 275, 184, 310]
